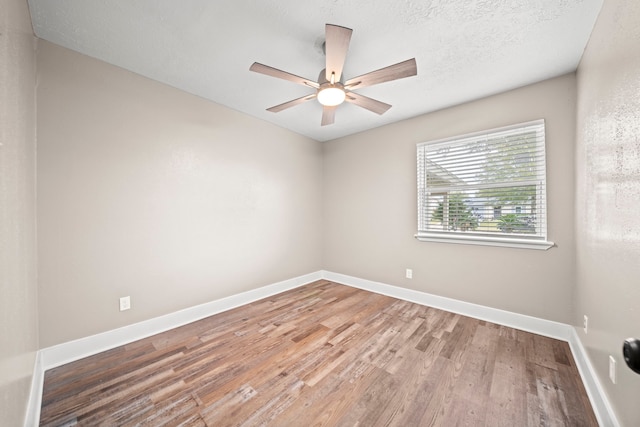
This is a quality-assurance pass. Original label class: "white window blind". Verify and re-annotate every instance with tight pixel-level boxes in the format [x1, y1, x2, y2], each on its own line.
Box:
[416, 120, 553, 250]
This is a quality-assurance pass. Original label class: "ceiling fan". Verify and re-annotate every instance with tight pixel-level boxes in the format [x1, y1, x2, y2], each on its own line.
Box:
[249, 24, 418, 126]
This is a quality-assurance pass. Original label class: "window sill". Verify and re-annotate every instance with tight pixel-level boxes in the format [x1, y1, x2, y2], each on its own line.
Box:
[414, 232, 555, 250]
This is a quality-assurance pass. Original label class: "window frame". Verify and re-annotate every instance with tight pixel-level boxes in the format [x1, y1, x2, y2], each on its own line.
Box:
[415, 120, 554, 250]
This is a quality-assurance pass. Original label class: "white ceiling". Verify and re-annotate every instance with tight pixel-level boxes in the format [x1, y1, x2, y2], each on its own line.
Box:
[28, 0, 603, 142]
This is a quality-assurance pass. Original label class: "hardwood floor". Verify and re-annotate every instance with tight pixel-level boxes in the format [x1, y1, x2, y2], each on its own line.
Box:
[40, 280, 598, 426]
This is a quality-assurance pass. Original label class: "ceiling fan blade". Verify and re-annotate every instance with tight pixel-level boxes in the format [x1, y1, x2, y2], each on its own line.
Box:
[250, 62, 319, 89]
[344, 91, 392, 115]
[266, 94, 317, 113]
[324, 24, 353, 82]
[321, 106, 336, 126]
[344, 58, 417, 90]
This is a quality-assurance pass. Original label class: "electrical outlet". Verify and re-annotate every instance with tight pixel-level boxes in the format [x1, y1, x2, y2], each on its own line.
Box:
[119, 296, 131, 312]
[609, 355, 616, 384]
[583, 315, 588, 334]
[405, 268, 413, 279]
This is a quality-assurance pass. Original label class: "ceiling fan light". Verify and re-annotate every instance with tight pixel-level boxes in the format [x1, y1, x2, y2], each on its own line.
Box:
[317, 86, 346, 106]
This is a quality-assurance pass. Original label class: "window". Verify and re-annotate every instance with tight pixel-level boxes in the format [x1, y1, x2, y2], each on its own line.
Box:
[416, 120, 553, 250]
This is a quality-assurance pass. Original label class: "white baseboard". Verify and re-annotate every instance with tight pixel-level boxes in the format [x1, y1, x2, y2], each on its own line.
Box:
[26, 270, 618, 427]
[24, 351, 43, 427]
[567, 328, 620, 427]
[25, 271, 322, 426]
[321, 271, 572, 340]
[39, 271, 322, 370]
[320, 270, 619, 427]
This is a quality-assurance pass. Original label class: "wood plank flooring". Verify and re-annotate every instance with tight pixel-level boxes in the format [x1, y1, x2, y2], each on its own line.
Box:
[40, 280, 598, 426]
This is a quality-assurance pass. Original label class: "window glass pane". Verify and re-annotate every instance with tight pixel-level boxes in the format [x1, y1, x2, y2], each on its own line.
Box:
[417, 120, 548, 244]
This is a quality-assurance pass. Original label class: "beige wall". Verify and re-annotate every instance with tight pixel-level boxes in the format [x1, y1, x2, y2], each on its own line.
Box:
[575, 1, 640, 425]
[36, 41, 323, 347]
[0, 0, 39, 425]
[323, 74, 577, 323]
[13, 2, 639, 424]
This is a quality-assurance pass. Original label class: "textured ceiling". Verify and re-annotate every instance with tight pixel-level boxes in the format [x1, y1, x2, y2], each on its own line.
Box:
[28, 0, 603, 142]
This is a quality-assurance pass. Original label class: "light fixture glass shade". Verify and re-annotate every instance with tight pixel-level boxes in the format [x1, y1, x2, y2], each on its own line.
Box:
[317, 86, 346, 106]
